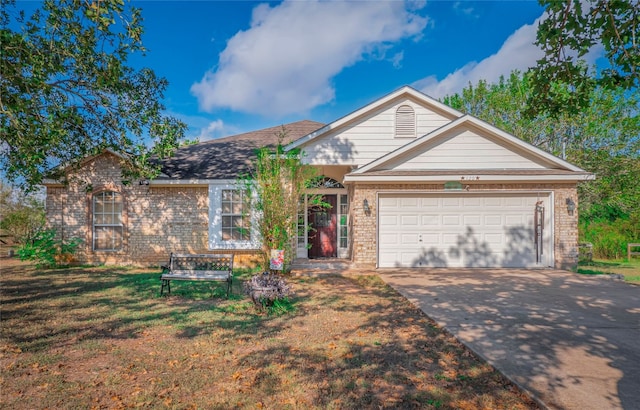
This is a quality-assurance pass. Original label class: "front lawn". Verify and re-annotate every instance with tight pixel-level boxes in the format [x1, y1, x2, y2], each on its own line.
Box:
[577, 258, 640, 284]
[1, 258, 538, 409]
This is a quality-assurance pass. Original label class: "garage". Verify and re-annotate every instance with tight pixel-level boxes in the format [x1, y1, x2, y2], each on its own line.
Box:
[378, 193, 553, 268]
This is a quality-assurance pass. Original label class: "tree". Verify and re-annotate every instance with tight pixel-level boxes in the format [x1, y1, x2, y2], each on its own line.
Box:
[241, 127, 323, 271]
[0, 181, 45, 243]
[0, 0, 186, 190]
[445, 71, 640, 258]
[443, 71, 640, 217]
[530, 0, 639, 116]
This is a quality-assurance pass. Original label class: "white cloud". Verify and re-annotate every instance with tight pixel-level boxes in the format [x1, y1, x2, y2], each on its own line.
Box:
[453, 1, 477, 18]
[191, 0, 428, 117]
[195, 119, 226, 141]
[415, 12, 605, 99]
[414, 17, 544, 99]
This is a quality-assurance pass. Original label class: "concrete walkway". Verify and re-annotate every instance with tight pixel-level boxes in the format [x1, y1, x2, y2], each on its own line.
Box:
[378, 269, 640, 410]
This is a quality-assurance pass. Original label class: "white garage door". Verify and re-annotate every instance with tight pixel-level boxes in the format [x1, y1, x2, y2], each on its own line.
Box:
[378, 193, 552, 268]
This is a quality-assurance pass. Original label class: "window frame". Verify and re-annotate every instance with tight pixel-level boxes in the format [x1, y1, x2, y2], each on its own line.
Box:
[208, 183, 260, 250]
[220, 188, 251, 242]
[92, 190, 124, 252]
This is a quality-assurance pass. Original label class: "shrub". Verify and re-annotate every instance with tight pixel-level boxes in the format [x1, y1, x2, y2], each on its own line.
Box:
[243, 272, 293, 312]
[17, 229, 82, 268]
[580, 213, 639, 259]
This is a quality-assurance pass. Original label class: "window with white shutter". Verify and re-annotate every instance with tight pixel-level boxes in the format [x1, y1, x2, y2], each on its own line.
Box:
[395, 105, 416, 138]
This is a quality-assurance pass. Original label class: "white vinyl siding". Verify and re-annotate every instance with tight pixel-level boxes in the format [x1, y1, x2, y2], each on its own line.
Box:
[387, 129, 547, 170]
[395, 105, 416, 138]
[378, 193, 552, 268]
[301, 101, 452, 166]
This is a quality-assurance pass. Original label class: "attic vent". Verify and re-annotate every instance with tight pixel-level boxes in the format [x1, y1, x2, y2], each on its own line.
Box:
[395, 105, 416, 138]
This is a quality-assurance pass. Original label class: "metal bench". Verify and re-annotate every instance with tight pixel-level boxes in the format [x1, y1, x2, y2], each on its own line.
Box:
[160, 253, 233, 297]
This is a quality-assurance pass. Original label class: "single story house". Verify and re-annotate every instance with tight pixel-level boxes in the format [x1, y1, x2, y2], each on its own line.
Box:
[44, 86, 594, 269]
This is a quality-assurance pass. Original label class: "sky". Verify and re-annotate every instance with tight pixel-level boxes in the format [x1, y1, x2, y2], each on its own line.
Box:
[119, 1, 590, 141]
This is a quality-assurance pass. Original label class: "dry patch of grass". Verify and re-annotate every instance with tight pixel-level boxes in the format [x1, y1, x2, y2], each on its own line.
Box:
[1, 259, 538, 409]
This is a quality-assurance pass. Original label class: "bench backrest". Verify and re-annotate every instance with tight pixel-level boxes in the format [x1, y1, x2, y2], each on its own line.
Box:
[169, 253, 233, 277]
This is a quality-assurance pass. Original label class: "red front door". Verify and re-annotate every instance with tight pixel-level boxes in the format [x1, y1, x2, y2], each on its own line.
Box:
[308, 195, 337, 258]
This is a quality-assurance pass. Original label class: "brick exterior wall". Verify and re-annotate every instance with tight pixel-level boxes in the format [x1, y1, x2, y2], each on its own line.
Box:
[45, 152, 260, 267]
[349, 182, 579, 270]
[45, 152, 580, 270]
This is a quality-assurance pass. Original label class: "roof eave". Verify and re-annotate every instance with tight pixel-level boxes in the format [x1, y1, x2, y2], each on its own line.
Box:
[343, 173, 596, 183]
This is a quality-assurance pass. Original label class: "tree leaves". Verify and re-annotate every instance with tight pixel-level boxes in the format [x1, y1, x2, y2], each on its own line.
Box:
[530, 0, 639, 116]
[443, 70, 639, 219]
[0, 0, 186, 190]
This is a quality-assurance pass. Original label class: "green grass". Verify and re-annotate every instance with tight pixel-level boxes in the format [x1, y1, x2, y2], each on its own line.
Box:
[577, 258, 640, 284]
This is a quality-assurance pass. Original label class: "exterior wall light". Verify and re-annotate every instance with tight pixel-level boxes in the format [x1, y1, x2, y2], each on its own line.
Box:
[363, 199, 370, 214]
[566, 197, 576, 215]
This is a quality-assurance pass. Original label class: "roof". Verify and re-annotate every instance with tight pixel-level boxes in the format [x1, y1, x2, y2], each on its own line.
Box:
[156, 120, 324, 180]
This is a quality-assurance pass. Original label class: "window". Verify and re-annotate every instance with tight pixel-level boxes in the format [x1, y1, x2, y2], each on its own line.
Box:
[395, 105, 416, 138]
[339, 194, 348, 249]
[93, 191, 123, 251]
[221, 189, 250, 241]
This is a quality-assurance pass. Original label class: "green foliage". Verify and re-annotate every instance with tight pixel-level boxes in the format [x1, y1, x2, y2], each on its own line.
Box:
[17, 229, 82, 268]
[530, 0, 639, 116]
[580, 211, 639, 259]
[0, 0, 187, 190]
[265, 297, 295, 316]
[241, 126, 323, 270]
[443, 71, 640, 229]
[0, 182, 45, 243]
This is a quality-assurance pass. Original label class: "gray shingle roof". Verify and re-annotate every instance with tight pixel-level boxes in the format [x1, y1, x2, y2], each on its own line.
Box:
[156, 120, 324, 180]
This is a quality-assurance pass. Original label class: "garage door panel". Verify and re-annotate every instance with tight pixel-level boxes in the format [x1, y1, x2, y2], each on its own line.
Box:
[379, 197, 399, 208]
[504, 197, 525, 206]
[505, 215, 525, 225]
[421, 198, 439, 207]
[379, 233, 399, 245]
[379, 215, 397, 225]
[463, 197, 482, 206]
[442, 233, 460, 246]
[484, 215, 502, 225]
[464, 215, 482, 225]
[484, 233, 504, 245]
[400, 197, 419, 207]
[401, 215, 418, 225]
[421, 233, 440, 244]
[442, 215, 461, 225]
[401, 233, 419, 244]
[378, 193, 552, 268]
[421, 215, 440, 225]
[443, 197, 461, 206]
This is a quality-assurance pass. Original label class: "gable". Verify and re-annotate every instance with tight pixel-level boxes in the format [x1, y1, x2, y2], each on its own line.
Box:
[385, 126, 547, 171]
[346, 115, 594, 182]
[289, 86, 462, 166]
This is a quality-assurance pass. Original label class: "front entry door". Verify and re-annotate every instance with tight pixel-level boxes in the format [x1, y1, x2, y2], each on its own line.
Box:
[308, 195, 337, 258]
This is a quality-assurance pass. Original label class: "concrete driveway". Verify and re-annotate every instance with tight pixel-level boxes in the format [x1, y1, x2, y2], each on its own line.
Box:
[378, 269, 640, 410]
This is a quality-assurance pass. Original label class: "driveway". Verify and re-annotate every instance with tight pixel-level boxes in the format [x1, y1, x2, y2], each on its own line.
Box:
[378, 269, 640, 410]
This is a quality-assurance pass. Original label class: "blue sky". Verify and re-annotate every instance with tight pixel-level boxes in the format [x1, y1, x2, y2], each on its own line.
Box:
[125, 1, 584, 140]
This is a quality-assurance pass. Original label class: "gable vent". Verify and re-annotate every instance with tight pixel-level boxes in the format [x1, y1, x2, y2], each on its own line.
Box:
[395, 105, 416, 138]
